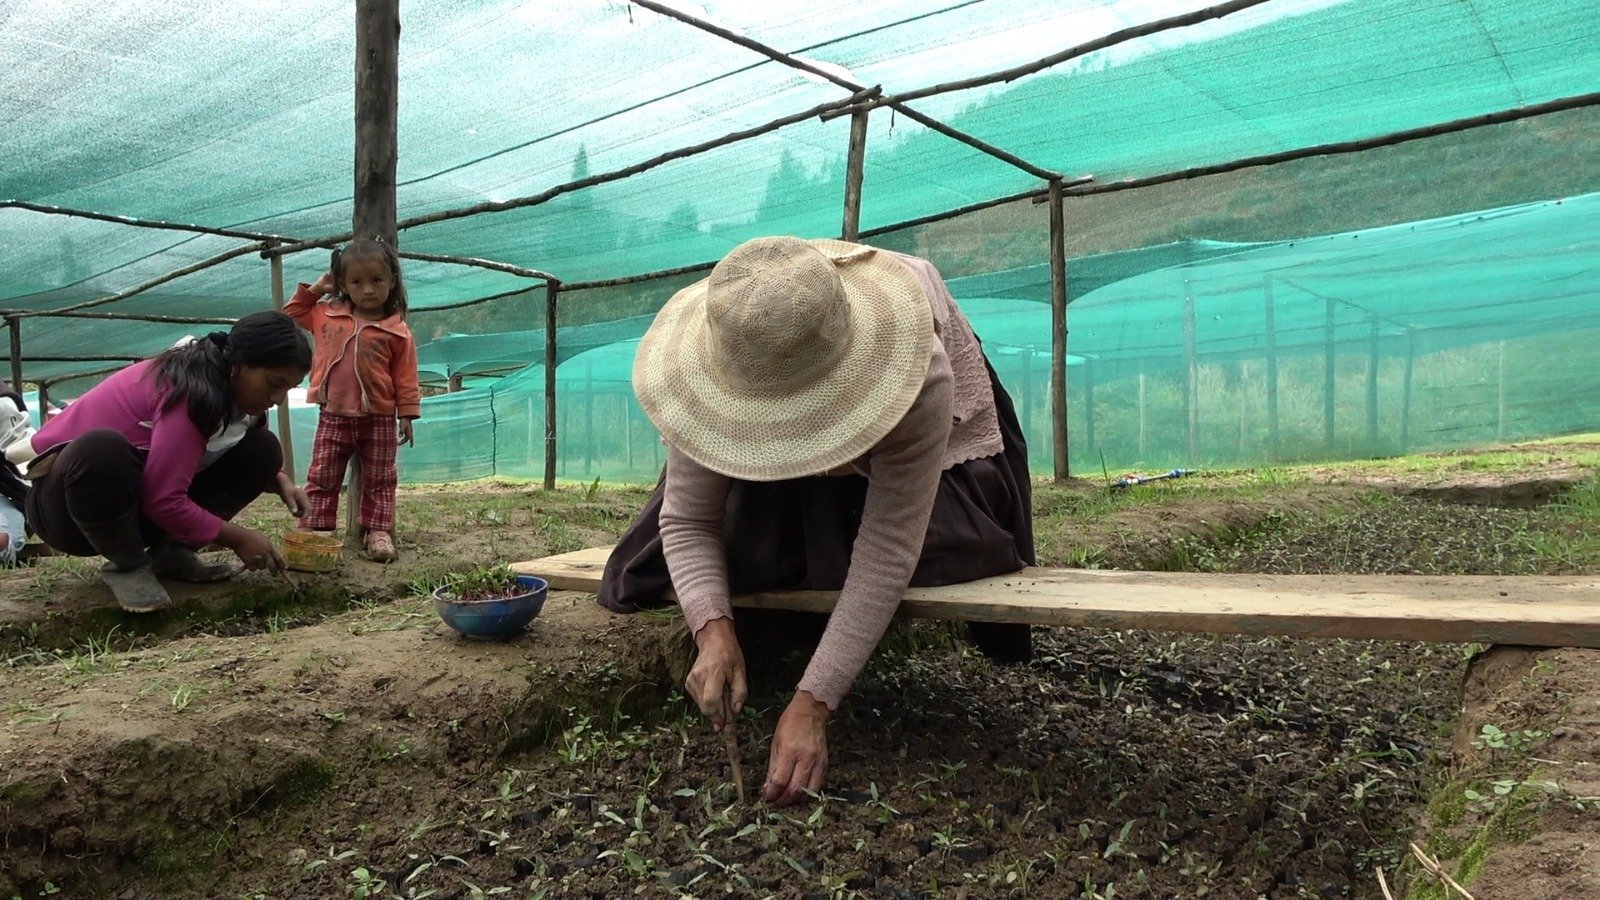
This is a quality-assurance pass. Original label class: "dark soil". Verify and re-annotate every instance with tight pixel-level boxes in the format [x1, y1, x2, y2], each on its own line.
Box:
[1, 454, 1595, 900]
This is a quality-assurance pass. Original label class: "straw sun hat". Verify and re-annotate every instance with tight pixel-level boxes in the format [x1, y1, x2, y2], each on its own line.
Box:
[633, 236, 933, 481]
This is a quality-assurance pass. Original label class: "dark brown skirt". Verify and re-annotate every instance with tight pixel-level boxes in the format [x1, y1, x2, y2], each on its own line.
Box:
[598, 358, 1036, 661]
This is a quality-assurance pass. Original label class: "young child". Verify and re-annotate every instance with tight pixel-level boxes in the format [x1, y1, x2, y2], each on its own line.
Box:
[285, 238, 421, 562]
[0, 381, 34, 566]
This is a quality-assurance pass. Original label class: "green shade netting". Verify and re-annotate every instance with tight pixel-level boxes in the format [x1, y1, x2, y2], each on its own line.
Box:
[5, 0, 1595, 307]
[301, 192, 1594, 483]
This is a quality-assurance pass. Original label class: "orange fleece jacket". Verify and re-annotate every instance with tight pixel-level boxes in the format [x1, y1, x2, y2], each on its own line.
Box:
[285, 284, 422, 419]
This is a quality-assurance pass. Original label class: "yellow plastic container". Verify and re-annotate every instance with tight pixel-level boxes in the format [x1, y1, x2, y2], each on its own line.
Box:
[280, 531, 343, 573]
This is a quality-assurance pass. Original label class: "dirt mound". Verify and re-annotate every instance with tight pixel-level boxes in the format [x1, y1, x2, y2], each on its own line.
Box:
[1, 458, 1594, 897]
[0, 593, 690, 897]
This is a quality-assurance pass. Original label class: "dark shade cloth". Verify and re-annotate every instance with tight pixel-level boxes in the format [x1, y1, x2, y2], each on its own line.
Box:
[599, 357, 1036, 662]
[25, 427, 282, 555]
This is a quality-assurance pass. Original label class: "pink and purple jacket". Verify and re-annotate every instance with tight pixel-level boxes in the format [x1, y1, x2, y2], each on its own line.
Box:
[28, 361, 252, 546]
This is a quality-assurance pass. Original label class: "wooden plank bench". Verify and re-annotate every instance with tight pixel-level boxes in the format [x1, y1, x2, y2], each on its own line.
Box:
[513, 547, 1600, 648]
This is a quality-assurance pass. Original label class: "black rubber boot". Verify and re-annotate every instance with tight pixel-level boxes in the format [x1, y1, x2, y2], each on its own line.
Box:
[74, 512, 172, 613]
[152, 539, 239, 583]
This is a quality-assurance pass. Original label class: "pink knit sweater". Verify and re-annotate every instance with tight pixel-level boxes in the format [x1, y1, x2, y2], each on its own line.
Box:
[658, 251, 1007, 708]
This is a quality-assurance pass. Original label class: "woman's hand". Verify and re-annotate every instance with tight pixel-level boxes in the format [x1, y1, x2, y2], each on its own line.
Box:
[218, 522, 286, 573]
[763, 691, 830, 806]
[685, 618, 747, 732]
[275, 471, 310, 518]
[310, 271, 336, 296]
[398, 419, 414, 447]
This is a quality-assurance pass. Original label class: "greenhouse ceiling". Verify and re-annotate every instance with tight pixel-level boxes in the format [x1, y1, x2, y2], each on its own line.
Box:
[1, 0, 1595, 336]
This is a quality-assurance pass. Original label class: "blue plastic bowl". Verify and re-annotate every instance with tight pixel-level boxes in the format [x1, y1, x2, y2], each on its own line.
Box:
[433, 574, 549, 640]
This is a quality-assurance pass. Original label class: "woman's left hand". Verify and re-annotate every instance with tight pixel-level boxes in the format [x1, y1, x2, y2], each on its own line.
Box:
[399, 419, 414, 447]
[763, 691, 830, 807]
[276, 472, 310, 518]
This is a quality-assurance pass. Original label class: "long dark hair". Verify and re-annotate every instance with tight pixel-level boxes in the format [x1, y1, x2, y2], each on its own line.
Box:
[153, 311, 311, 436]
[331, 237, 408, 319]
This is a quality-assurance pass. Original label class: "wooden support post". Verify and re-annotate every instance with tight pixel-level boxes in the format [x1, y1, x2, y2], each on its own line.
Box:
[347, 0, 399, 542]
[1323, 297, 1336, 450]
[842, 108, 868, 241]
[543, 281, 560, 490]
[354, 0, 399, 246]
[1048, 178, 1070, 480]
[37, 384, 49, 419]
[1497, 339, 1508, 442]
[1263, 277, 1279, 461]
[1401, 328, 1416, 451]
[6, 316, 20, 392]
[269, 253, 297, 481]
[1366, 316, 1380, 445]
[1183, 283, 1198, 465]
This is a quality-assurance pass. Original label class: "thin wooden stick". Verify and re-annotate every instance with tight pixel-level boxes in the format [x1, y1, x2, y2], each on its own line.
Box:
[722, 696, 746, 804]
[633, 0, 1060, 180]
[862, 0, 1275, 110]
[1065, 92, 1599, 198]
[266, 88, 880, 258]
[1410, 842, 1476, 900]
[1376, 866, 1395, 900]
[277, 567, 303, 597]
[20, 242, 271, 318]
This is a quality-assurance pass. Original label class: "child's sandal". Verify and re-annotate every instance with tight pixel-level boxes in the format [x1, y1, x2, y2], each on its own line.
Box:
[364, 530, 397, 563]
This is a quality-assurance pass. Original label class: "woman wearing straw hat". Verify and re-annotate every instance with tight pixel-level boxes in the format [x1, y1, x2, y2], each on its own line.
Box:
[601, 236, 1035, 805]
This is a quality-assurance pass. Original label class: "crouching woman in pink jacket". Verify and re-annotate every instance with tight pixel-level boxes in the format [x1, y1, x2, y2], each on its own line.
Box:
[10, 312, 312, 612]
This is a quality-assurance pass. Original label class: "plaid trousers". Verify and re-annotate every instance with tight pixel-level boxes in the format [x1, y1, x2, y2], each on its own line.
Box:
[301, 413, 398, 532]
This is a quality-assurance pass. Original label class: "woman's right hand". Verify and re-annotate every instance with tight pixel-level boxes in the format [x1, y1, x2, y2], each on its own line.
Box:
[686, 617, 747, 732]
[310, 271, 336, 296]
[219, 523, 286, 573]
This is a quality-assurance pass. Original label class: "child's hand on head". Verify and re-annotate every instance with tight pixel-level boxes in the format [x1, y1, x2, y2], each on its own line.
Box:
[311, 272, 336, 296]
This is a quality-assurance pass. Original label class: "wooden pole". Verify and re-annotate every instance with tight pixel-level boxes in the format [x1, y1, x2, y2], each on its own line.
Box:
[269, 89, 882, 258]
[349, 0, 400, 542]
[855, 0, 1273, 111]
[36, 384, 49, 418]
[1183, 283, 1198, 465]
[632, 0, 1061, 181]
[544, 281, 561, 490]
[1323, 297, 1336, 450]
[1366, 316, 1380, 446]
[842, 108, 868, 241]
[269, 253, 297, 481]
[1065, 93, 1600, 199]
[24, 243, 271, 318]
[1, 310, 237, 324]
[1048, 178, 1069, 480]
[1263, 277, 1279, 461]
[6, 316, 20, 391]
[354, 0, 399, 246]
[1401, 328, 1416, 451]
